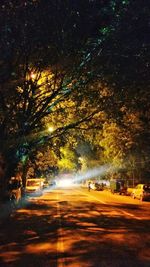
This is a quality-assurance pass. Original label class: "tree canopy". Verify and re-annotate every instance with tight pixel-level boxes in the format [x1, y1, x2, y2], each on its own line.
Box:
[0, 0, 150, 186]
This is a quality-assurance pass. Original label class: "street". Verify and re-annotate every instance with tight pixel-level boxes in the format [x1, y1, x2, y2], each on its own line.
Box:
[0, 186, 150, 267]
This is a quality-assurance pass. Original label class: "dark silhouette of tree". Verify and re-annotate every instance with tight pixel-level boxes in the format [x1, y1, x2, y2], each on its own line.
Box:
[0, 0, 120, 185]
[0, 0, 150, 188]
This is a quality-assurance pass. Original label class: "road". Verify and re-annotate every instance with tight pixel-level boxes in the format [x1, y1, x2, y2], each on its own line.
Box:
[0, 186, 150, 267]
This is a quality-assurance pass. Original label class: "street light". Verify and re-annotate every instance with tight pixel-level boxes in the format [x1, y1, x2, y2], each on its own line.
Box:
[30, 72, 36, 79]
[48, 126, 54, 133]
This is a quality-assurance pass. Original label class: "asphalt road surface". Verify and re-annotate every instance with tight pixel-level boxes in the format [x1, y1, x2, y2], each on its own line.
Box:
[0, 186, 150, 267]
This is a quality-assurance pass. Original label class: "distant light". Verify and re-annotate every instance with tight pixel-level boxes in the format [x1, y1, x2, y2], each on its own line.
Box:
[30, 72, 36, 79]
[57, 179, 73, 187]
[48, 126, 54, 132]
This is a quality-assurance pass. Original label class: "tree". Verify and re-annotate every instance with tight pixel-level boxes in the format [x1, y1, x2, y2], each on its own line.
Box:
[1, 0, 150, 189]
[84, 0, 150, 182]
[1, 0, 115, 186]
[99, 121, 133, 167]
[57, 145, 78, 173]
[26, 147, 58, 179]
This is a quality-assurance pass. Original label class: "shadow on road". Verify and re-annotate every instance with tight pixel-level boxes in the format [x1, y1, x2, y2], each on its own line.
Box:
[0, 193, 150, 267]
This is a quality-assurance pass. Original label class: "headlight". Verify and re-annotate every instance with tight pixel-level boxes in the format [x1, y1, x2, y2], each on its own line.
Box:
[57, 179, 73, 187]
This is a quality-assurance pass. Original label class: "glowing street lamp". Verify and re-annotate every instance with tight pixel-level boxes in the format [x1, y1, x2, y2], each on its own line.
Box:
[48, 126, 54, 133]
[30, 72, 36, 79]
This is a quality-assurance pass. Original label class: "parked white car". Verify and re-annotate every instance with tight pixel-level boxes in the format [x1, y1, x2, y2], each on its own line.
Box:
[132, 184, 150, 201]
[25, 178, 43, 196]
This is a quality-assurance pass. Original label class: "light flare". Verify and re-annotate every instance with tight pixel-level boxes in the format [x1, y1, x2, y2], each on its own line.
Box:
[57, 179, 73, 188]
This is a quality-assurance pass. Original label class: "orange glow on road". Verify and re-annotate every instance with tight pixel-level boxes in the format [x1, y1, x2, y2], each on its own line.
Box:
[0, 188, 150, 267]
[25, 242, 55, 254]
[0, 243, 20, 263]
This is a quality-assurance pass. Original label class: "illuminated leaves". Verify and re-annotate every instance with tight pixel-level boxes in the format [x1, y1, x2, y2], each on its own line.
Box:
[57, 145, 78, 172]
[100, 121, 133, 166]
[35, 148, 57, 171]
[0, 0, 150, 181]
[123, 112, 143, 132]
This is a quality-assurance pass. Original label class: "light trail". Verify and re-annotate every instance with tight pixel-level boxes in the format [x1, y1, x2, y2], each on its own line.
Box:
[55, 164, 117, 189]
[74, 164, 115, 184]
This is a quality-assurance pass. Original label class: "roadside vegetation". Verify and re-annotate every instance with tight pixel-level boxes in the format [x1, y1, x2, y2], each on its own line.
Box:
[0, 1, 150, 195]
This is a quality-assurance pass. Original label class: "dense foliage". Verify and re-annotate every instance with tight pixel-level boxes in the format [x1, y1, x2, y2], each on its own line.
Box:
[0, 0, 150, 188]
